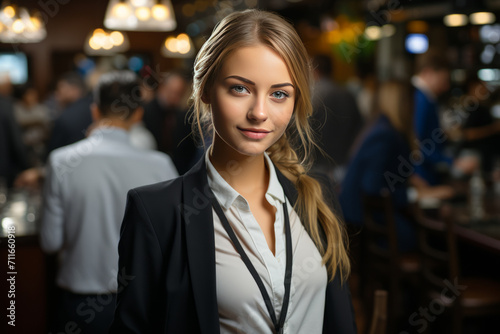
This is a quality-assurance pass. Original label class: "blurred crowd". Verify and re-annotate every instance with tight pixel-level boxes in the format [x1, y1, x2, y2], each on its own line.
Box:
[2, 49, 500, 255]
[0, 65, 200, 190]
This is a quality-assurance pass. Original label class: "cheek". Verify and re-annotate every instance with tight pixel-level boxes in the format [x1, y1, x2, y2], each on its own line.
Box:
[272, 103, 294, 131]
[212, 94, 244, 122]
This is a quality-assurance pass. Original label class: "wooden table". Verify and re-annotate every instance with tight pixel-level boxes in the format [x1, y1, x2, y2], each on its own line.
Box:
[452, 190, 500, 254]
[422, 178, 500, 254]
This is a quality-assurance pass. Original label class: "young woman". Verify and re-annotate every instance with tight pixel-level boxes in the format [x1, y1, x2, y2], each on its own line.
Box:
[111, 9, 356, 334]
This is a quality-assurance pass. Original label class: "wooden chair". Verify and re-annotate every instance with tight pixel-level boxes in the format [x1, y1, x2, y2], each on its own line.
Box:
[368, 289, 388, 334]
[415, 205, 500, 334]
[361, 189, 421, 333]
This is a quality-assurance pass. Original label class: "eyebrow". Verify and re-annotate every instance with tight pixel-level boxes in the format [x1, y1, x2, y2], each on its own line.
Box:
[224, 75, 294, 89]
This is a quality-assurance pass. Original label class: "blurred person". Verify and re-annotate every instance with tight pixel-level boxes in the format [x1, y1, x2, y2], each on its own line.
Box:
[129, 77, 157, 150]
[111, 10, 355, 333]
[412, 50, 476, 185]
[460, 77, 500, 174]
[0, 95, 30, 187]
[15, 73, 91, 189]
[356, 72, 377, 122]
[139, 76, 156, 104]
[0, 73, 14, 98]
[143, 70, 200, 174]
[40, 71, 178, 334]
[340, 81, 454, 252]
[13, 83, 50, 165]
[311, 54, 364, 186]
[46, 71, 93, 153]
[346, 64, 378, 122]
[143, 70, 188, 152]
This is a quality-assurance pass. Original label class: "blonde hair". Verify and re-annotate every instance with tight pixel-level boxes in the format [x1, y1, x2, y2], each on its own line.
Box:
[377, 81, 417, 149]
[191, 9, 350, 282]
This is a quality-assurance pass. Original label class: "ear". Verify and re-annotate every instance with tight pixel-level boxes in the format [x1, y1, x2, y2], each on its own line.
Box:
[90, 103, 101, 122]
[201, 90, 211, 104]
[129, 107, 144, 124]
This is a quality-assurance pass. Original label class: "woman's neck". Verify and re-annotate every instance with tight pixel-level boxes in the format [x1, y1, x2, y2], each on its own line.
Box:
[209, 136, 269, 196]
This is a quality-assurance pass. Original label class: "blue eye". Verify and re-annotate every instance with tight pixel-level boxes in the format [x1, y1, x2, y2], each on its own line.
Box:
[272, 90, 289, 99]
[231, 85, 249, 94]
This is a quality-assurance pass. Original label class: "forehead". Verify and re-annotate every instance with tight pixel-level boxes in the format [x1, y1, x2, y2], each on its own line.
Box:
[218, 44, 292, 84]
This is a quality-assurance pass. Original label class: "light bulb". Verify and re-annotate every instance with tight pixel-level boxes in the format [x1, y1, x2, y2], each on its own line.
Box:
[29, 17, 41, 30]
[364, 26, 382, 41]
[470, 12, 496, 25]
[12, 19, 25, 34]
[113, 2, 131, 19]
[444, 14, 468, 27]
[102, 36, 114, 50]
[166, 36, 178, 52]
[130, 0, 148, 7]
[93, 30, 106, 47]
[152, 4, 168, 21]
[177, 33, 189, 41]
[89, 36, 101, 50]
[177, 39, 190, 54]
[110, 31, 124, 45]
[135, 7, 150, 21]
[3, 5, 15, 19]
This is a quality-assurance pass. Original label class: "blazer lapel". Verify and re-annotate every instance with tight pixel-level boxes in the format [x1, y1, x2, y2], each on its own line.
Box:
[182, 158, 220, 334]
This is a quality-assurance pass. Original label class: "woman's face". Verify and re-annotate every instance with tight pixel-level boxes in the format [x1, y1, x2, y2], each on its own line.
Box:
[207, 44, 295, 157]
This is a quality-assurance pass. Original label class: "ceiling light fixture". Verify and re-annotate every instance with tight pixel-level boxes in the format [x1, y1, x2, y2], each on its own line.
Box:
[161, 33, 195, 58]
[84, 28, 130, 55]
[470, 12, 496, 25]
[0, 4, 46, 43]
[443, 14, 468, 27]
[104, 0, 176, 31]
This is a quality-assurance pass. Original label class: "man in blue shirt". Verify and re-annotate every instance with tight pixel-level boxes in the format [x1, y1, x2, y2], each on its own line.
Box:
[412, 50, 454, 185]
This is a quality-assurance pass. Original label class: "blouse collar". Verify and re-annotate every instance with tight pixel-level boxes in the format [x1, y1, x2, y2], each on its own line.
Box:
[205, 148, 286, 210]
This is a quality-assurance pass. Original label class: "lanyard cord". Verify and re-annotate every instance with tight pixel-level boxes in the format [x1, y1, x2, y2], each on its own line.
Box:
[209, 192, 293, 334]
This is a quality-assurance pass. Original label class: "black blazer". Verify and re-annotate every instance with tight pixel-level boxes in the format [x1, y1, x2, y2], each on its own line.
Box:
[110, 157, 357, 333]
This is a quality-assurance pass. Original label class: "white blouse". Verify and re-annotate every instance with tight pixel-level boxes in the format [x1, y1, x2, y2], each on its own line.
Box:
[206, 150, 328, 334]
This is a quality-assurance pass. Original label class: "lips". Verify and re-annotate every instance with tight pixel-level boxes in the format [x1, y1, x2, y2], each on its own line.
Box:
[238, 127, 271, 139]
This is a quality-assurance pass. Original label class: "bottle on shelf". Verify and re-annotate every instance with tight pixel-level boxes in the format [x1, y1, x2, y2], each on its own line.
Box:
[469, 169, 486, 223]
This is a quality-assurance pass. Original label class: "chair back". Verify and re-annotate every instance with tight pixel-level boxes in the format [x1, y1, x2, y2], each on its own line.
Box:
[362, 188, 400, 274]
[415, 206, 460, 303]
[369, 289, 388, 334]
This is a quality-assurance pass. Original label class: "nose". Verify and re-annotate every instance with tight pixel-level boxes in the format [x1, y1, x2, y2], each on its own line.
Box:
[247, 95, 268, 122]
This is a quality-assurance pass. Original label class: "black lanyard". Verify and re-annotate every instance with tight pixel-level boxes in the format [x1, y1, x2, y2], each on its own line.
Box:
[208, 190, 293, 334]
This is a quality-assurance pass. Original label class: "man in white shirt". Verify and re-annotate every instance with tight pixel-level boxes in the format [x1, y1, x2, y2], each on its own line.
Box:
[40, 71, 178, 334]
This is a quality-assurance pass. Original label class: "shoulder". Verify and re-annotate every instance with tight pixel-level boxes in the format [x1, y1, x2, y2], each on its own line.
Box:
[135, 149, 179, 177]
[130, 176, 184, 207]
[124, 177, 185, 239]
[48, 139, 85, 164]
[362, 117, 398, 144]
[414, 89, 433, 108]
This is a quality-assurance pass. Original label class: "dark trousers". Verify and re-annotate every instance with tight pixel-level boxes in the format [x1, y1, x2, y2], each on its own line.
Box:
[49, 288, 116, 334]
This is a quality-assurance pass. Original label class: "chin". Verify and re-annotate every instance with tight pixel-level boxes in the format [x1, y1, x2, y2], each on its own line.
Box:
[232, 142, 271, 157]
